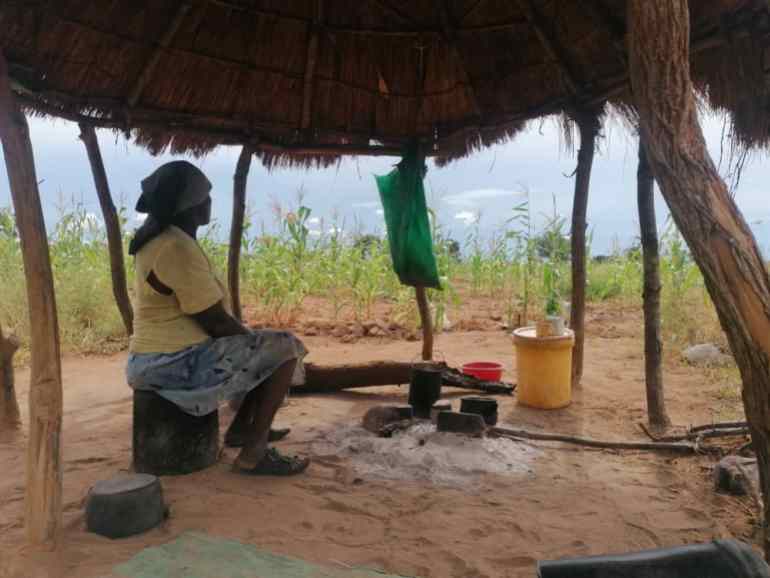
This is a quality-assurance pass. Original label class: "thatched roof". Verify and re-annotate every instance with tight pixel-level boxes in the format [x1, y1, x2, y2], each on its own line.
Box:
[2, 0, 769, 166]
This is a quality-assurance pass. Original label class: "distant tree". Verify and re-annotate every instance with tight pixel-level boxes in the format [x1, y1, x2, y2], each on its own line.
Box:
[533, 229, 570, 262]
[353, 234, 382, 258]
[444, 238, 461, 260]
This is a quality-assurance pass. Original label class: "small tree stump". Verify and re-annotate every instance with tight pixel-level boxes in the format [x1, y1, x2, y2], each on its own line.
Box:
[132, 390, 219, 475]
[431, 401, 452, 423]
[460, 397, 498, 426]
[436, 411, 486, 436]
[86, 474, 166, 539]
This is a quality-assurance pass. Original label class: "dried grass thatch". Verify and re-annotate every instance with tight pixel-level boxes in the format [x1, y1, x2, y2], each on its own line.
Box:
[2, 0, 770, 166]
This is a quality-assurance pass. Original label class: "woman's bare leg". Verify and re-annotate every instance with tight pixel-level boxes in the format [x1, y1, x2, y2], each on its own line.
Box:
[234, 360, 297, 469]
[226, 388, 260, 439]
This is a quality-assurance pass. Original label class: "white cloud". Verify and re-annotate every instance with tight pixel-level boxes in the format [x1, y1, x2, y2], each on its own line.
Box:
[376, 209, 384, 216]
[443, 188, 525, 208]
[134, 213, 147, 223]
[454, 211, 479, 225]
[307, 217, 320, 225]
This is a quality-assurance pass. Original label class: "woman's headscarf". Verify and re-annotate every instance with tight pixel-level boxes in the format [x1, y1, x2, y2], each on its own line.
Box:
[128, 161, 212, 255]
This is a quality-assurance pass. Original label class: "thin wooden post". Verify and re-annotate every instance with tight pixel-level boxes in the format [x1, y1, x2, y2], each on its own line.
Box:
[0, 51, 63, 545]
[78, 123, 134, 336]
[0, 322, 20, 430]
[415, 286, 433, 361]
[629, 0, 770, 557]
[227, 145, 253, 321]
[569, 110, 599, 387]
[637, 136, 670, 428]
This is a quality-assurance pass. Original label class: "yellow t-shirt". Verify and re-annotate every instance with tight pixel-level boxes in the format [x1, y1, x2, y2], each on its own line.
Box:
[130, 226, 226, 354]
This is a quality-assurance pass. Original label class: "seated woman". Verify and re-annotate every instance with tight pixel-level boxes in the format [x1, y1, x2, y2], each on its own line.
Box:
[126, 161, 309, 476]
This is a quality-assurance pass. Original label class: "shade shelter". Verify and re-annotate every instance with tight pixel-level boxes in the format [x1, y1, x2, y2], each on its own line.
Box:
[2, 0, 770, 557]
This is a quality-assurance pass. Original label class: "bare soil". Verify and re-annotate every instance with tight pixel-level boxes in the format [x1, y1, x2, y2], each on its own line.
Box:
[0, 304, 755, 578]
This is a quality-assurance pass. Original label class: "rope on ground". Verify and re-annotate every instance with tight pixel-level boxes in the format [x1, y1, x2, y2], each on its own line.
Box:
[489, 426, 704, 454]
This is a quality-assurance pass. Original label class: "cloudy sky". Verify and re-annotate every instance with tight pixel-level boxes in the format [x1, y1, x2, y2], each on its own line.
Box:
[1, 113, 768, 255]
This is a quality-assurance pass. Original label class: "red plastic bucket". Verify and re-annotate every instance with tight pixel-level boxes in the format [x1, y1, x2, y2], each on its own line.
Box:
[461, 362, 503, 382]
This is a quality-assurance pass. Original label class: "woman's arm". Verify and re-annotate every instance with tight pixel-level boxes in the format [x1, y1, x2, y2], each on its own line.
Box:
[147, 269, 247, 338]
[191, 302, 249, 338]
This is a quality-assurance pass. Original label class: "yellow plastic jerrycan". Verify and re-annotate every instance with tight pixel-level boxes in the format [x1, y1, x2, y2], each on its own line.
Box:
[513, 327, 574, 409]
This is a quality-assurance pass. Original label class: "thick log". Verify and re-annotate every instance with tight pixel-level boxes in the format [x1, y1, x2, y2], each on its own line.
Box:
[79, 123, 134, 336]
[227, 145, 253, 321]
[637, 136, 670, 428]
[0, 323, 20, 429]
[294, 361, 515, 395]
[0, 51, 63, 545]
[297, 362, 415, 393]
[569, 110, 599, 387]
[628, 0, 770, 557]
[415, 286, 433, 361]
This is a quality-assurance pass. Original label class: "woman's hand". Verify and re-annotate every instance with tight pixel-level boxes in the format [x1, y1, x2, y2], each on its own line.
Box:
[192, 302, 249, 338]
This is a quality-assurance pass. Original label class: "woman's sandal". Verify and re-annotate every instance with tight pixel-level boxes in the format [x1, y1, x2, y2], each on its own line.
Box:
[234, 448, 310, 476]
[224, 427, 290, 448]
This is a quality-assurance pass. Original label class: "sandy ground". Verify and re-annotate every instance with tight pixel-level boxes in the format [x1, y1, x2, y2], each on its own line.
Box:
[0, 306, 756, 578]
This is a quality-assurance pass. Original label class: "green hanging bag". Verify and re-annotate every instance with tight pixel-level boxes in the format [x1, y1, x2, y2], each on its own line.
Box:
[375, 148, 441, 289]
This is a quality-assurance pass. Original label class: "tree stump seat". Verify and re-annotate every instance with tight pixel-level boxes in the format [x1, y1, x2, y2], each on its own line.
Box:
[132, 389, 219, 476]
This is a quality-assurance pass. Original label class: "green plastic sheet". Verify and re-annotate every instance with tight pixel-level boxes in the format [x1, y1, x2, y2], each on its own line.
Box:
[113, 532, 414, 578]
[375, 149, 440, 289]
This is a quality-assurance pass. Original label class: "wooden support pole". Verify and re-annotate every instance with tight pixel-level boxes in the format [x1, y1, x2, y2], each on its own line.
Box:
[228, 145, 253, 321]
[0, 51, 63, 546]
[438, 0, 482, 119]
[0, 322, 21, 430]
[78, 123, 134, 336]
[415, 286, 433, 361]
[569, 110, 599, 387]
[515, 0, 581, 94]
[127, 3, 191, 107]
[637, 135, 670, 428]
[300, 0, 323, 132]
[629, 0, 770, 558]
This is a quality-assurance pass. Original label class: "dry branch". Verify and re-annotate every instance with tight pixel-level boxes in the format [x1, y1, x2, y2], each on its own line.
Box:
[690, 421, 748, 433]
[490, 426, 701, 454]
[640, 421, 749, 443]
